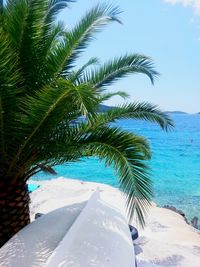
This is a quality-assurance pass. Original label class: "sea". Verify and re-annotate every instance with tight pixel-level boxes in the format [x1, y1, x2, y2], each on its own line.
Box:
[33, 113, 200, 222]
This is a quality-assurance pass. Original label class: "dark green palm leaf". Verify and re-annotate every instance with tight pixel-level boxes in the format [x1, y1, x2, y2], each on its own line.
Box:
[46, 0, 74, 23]
[99, 91, 130, 102]
[68, 57, 100, 84]
[78, 126, 152, 226]
[2, 0, 28, 47]
[47, 3, 121, 77]
[92, 102, 174, 131]
[0, 28, 21, 165]
[6, 79, 99, 176]
[40, 0, 73, 59]
[79, 54, 159, 90]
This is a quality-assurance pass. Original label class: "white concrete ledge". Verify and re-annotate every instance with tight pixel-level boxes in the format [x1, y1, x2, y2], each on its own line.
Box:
[0, 188, 135, 267]
[46, 189, 135, 267]
[0, 202, 85, 267]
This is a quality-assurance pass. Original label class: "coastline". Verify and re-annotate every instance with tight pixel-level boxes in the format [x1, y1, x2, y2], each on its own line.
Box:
[29, 177, 200, 266]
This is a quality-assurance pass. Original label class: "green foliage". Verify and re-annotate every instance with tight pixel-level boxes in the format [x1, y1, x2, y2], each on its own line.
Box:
[0, 0, 173, 226]
[78, 54, 159, 90]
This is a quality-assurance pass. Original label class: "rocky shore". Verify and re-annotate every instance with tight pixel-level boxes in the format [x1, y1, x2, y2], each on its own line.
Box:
[163, 205, 199, 229]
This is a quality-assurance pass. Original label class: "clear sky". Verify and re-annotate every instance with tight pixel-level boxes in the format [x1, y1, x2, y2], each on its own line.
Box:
[59, 0, 200, 113]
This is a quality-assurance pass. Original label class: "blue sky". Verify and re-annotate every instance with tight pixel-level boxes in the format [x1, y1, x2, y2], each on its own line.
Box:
[60, 0, 200, 113]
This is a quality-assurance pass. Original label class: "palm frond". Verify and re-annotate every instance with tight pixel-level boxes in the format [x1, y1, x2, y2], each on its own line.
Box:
[40, 0, 73, 59]
[68, 57, 100, 83]
[47, 3, 121, 77]
[6, 81, 73, 176]
[79, 126, 152, 226]
[99, 91, 130, 102]
[37, 164, 57, 175]
[41, 21, 65, 61]
[92, 102, 174, 131]
[71, 83, 99, 117]
[79, 54, 159, 90]
[22, 121, 152, 225]
[18, 0, 55, 90]
[0, 28, 21, 162]
[6, 79, 99, 176]
[2, 0, 28, 48]
[46, 0, 74, 24]
[0, 0, 3, 19]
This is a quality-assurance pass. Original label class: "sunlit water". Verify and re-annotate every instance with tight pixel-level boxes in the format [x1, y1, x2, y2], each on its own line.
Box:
[33, 114, 200, 221]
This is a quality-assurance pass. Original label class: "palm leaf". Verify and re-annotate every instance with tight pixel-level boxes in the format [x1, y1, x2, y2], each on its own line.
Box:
[6, 79, 99, 176]
[37, 164, 57, 175]
[79, 54, 159, 90]
[92, 102, 174, 131]
[22, 120, 152, 225]
[68, 57, 100, 84]
[0, 28, 21, 163]
[98, 91, 130, 102]
[0, 0, 4, 21]
[78, 125, 152, 226]
[40, 0, 73, 60]
[46, 0, 74, 23]
[2, 0, 28, 48]
[47, 3, 121, 77]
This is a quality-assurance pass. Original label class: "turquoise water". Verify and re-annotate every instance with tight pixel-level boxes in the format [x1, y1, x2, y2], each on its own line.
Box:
[33, 114, 200, 221]
[28, 184, 40, 193]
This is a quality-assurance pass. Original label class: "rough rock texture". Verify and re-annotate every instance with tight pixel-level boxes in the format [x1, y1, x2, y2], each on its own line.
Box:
[191, 217, 199, 229]
[163, 205, 188, 223]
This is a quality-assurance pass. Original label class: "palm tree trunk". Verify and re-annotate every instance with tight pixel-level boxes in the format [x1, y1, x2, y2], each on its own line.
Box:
[0, 180, 30, 248]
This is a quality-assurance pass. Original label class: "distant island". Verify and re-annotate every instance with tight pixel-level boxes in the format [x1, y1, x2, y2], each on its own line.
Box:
[98, 105, 188, 114]
[98, 104, 115, 112]
[166, 111, 188, 114]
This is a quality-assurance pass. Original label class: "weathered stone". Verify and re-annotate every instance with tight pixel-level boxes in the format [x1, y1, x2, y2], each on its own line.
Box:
[129, 224, 139, 241]
[191, 217, 199, 229]
[35, 213, 44, 219]
[163, 205, 188, 224]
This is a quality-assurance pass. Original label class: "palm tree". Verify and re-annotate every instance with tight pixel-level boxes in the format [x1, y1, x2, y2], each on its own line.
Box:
[0, 0, 173, 247]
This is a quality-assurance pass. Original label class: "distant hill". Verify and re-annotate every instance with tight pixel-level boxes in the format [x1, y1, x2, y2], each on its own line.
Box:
[98, 104, 115, 112]
[99, 105, 188, 114]
[166, 111, 187, 114]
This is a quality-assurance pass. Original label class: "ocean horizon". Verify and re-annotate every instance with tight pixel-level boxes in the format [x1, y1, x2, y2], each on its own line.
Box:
[33, 113, 200, 222]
